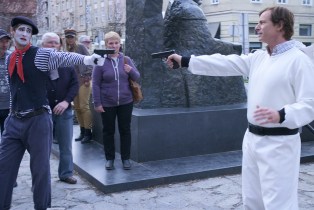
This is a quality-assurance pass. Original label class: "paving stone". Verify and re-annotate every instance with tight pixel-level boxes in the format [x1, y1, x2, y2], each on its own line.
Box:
[10, 150, 314, 209]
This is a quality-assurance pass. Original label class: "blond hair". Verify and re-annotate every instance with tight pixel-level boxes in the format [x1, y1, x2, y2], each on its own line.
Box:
[104, 31, 121, 44]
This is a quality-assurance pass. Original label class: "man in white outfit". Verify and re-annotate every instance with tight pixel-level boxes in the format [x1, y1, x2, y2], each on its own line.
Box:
[167, 6, 314, 210]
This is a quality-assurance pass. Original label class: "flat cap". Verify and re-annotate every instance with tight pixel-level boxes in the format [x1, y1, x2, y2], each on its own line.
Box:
[11, 16, 38, 35]
[64, 29, 77, 37]
[0, 28, 11, 40]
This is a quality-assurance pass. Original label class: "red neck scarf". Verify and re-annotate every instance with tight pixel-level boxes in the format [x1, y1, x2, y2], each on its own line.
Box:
[8, 44, 31, 83]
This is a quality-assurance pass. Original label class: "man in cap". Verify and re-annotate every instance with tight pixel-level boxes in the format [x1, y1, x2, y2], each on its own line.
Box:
[0, 16, 104, 210]
[0, 29, 11, 136]
[78, 35, 92, 52]
[42, 32, 79, 185]
[64, 29, 93, 144]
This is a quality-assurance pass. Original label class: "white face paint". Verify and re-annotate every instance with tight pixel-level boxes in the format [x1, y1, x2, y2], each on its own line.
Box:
[13, 24, 32, 47]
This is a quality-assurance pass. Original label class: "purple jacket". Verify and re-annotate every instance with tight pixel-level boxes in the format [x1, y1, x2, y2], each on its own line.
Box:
[92, 53, 140, 107]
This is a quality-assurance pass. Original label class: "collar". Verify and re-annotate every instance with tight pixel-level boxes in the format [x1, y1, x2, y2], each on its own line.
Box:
[266, 40, 301, 56]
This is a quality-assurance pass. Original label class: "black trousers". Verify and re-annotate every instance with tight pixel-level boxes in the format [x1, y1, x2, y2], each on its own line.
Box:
[0, 109, 9, 136]
[0, 112, 52, 210]
[100, 102, 133, 160]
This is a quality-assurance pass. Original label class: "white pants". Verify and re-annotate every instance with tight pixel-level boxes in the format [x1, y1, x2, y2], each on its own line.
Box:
[242, 130, 300, 210]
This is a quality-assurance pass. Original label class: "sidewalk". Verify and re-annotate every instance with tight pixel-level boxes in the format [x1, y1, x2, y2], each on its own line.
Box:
[11, 151, 314, 210]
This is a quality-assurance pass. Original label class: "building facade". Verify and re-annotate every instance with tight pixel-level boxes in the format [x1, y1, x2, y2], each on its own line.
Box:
[36, 0, 125, 48]
[200, 0, 314, 53]
[35, 0, 314, 53]
[0, 0, 37, 35]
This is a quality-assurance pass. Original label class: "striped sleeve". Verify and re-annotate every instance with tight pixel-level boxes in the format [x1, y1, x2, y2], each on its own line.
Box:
[35, 48, 85, 71]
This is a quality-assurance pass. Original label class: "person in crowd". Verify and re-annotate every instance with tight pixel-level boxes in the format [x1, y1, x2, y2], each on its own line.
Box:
[92, 31, 140, 170]
[64, 29, 93, 144]
[301, 44, 314, 64]
[0, 28, 18, 189]
[78, 35, 92, 52]
[0, 29, 11, 136]
[0, 16, 103, 210]
[42, 32, 79, 185]
[167, 6, 314, 210]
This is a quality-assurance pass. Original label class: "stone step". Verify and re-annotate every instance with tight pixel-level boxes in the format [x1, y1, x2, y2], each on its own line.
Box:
[52, 136, 314, 194]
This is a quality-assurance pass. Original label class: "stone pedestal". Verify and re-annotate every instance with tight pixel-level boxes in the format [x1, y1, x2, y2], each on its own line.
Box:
[92, 103, 248, 162]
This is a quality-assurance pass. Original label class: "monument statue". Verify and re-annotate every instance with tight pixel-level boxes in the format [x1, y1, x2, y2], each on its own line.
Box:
[100, 0, 249, 162]
[125, 0, 246, 108]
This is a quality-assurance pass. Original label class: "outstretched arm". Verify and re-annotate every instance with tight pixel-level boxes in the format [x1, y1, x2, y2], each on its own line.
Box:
[34, 48, 104, 72]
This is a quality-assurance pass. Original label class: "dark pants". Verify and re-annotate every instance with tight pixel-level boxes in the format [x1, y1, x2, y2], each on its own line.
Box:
[101, 102, 133, 160]
[0, 112, 52, 210]
[0, 109, 9, 136]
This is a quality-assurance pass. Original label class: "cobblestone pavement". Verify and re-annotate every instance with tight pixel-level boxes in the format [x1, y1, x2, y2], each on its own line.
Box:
[11, 152, 314, 210]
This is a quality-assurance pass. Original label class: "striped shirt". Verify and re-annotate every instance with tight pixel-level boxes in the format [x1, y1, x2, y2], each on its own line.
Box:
[8, 47, 85, 80]
[7, 47, 86, 112]
[35, 48, 85, 79]
[268, 40, 305, 56]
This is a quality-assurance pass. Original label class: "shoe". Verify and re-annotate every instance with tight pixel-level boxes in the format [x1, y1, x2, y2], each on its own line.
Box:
[60, 176, 77, 184]
[81, 135, 92, 144]
[53, 139, 58, 144]
[122, 159, 131, 170]
[13, 182, 18, 188]
[75, 127, 85, 141]
[75, 134, 84, 142]
[105, 160, 114, 170]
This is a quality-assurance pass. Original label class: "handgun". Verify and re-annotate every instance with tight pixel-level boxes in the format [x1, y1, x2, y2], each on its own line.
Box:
[151, 49, 180, 69]
[94, 49, 115, 57]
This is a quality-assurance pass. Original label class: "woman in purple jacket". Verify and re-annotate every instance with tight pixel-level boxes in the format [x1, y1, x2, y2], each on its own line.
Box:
[92, 31, 140, 170]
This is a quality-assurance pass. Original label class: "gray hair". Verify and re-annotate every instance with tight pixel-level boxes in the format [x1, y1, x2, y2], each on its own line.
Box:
[78, 35, 91, 43]
[41, 32, 60, 45]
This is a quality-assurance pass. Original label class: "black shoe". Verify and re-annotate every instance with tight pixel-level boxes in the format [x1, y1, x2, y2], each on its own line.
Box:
[105, 160, 114, 170]
[13, 182, 18, 188]
[81, 135, 92, 144]
[122, 159, 131, 170]
[75, 127, 85, 141]
[60, 176, 77, 184]
[75, 134, 84, 142]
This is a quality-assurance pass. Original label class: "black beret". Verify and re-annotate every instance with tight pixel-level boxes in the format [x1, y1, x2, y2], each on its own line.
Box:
[11, 16, 39, 35]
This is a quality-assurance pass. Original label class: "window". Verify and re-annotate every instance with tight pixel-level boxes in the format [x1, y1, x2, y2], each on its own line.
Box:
[251, 0, 262, 3]
[80, 15, 84, 26]
[44, 1, 48, 10]
[302, 0, 312, 5]
[94, 12, 99, 23]
[299, 24, 312, 36]
[108, 0, 114, 21]
[211, 0, 219, 4]
[45, 17, 49, 28]
[249, 42, 262, 52]
[249, 23, 257, 35]
[277, 0, 287, 4]
[102, 13, 106, 21]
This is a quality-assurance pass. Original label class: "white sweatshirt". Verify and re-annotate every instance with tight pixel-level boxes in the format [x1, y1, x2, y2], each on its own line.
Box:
[188, 47, 314, 129]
